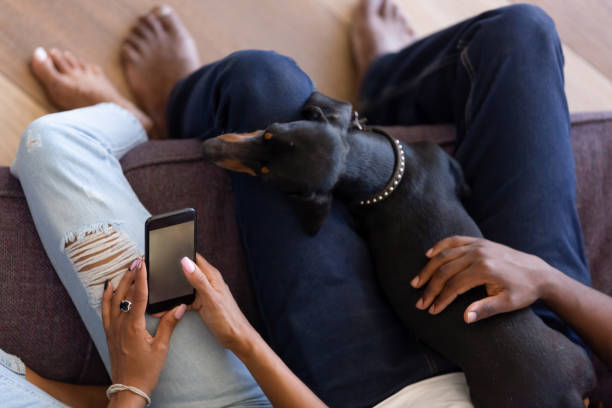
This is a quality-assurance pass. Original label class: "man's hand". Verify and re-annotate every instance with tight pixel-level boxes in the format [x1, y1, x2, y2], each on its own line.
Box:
[410, 236, 555, 323]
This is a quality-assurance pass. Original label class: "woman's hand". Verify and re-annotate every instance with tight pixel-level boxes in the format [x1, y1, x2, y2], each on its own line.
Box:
[180, 254, 327, 407]
[411, 236, 555, 323]
[180, 254, 256, 357]
[102, 258, 185, 406]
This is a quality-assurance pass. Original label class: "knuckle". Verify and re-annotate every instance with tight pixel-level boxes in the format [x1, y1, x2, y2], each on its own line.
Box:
[480, 302, 495, 317]
[155, 342, 169, 353]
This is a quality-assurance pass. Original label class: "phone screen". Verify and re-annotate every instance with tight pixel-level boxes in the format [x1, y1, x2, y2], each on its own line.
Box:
[148, 220, 195, 304]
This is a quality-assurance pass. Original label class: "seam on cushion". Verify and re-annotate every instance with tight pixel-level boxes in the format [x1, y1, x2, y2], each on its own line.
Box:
[569, 113, 612, 125]
[122, 157, 205, 174]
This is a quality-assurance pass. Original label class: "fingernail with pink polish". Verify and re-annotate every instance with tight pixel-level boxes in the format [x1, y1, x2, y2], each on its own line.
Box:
[175, 304, 186, 320]
[466, 311, 477, 323]
[410, 275, 420, 287]
[129, 257, 142, 271]
[425, 248, 433, 257]
[181, 257, 195, 274]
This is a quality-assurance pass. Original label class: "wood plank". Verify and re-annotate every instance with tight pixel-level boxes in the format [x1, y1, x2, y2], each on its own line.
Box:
[1, 0, 611, 168]
[0, 0, 354, 107]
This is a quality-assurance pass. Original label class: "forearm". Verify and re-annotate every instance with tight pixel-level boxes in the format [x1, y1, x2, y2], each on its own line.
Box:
[541, 267, 612, 367]
[236, 330, 327, 408]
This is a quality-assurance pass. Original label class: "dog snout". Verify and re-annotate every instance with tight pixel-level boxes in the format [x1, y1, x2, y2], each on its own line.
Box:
[201, 131, 270, 176]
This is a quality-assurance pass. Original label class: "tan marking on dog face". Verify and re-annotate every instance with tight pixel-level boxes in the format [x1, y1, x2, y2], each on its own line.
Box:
[216, 159, 257, 176]
[261, 166, 270, 174]
[264, 132, 273, 140]
[218, 130, 262, 143]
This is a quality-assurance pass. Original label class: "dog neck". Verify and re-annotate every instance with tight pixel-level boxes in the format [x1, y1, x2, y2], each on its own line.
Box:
[335, 129, 397, 205]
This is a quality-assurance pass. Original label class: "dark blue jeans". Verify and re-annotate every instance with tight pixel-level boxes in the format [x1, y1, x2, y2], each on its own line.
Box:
[166, 4, 590, 407]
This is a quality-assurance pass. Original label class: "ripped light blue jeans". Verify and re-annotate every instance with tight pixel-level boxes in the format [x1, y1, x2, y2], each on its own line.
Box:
[7, 103, 270, 407]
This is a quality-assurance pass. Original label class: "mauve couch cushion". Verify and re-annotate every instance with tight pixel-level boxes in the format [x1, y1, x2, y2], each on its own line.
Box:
[0, 116, 610, 401]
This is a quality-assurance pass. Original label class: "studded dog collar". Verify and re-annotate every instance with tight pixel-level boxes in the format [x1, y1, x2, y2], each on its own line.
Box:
[350, 112, 406, 207]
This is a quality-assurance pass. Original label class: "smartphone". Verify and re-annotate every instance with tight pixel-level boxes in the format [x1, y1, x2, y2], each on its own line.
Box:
[145, 208, 197, 314]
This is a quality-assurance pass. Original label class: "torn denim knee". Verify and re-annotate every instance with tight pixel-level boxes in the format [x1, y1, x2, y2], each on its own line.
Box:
[64, 224, 142, 313]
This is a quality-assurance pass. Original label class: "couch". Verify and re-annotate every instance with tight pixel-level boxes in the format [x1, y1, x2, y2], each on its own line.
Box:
[1, 113, 610, 405]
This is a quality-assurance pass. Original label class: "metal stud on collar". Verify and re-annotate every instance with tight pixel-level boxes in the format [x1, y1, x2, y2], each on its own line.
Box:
[357, 129, 406, 207]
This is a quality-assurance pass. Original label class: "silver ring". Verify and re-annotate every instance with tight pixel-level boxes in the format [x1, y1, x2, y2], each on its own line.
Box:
[119, 300, 132, 312]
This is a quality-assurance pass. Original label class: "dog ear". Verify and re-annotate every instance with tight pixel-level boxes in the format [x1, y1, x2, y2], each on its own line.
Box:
[302, 92, 353, 130]
[448, 156, 471, 201]
[288, 192, 333, 236]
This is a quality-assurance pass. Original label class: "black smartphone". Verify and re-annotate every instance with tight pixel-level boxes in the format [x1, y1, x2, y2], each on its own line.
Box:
[145, 208, 197, 314]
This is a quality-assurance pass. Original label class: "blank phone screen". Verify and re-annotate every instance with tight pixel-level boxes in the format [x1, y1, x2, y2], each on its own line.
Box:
[148, 220, 195, 304]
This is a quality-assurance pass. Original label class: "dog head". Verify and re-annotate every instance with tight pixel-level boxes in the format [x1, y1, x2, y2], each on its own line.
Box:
[201, 92, 353, 235]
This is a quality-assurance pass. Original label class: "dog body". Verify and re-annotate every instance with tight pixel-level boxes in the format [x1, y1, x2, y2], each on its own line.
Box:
[202, 92, 595, 407]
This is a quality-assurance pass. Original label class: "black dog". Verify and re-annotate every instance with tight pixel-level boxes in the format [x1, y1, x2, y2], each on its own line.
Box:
[201, 92, 595, 407]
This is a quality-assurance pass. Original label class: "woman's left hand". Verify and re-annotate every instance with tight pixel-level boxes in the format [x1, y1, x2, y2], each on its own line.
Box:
[102, 258, 186, 404]
[410, 236, 555, 323]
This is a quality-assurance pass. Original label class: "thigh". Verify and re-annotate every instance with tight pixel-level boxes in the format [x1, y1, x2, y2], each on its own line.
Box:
[0, 349, 68, 407]
[11, 104, 268, 407]
[360, 5, 590, 345]
[165, 50, 450, 405]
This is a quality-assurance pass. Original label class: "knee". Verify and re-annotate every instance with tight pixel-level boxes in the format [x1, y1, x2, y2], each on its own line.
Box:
[219, 50, 315, 127]
[493, 4, 561, 56]
[13, 114, 75, 175]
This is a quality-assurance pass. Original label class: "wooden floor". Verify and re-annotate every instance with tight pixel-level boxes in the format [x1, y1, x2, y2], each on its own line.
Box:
[1, 0, 611, 166]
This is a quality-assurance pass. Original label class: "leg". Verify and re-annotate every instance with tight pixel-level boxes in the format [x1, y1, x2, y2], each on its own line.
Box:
[357, 3, 589, 346]
[12, 105, 267, 406]
[162, 50, 457, 406]
[0, 349, 69, 407]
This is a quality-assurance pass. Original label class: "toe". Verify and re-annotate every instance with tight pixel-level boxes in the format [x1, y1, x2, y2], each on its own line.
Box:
[363, 0, 381, 15]
[124, 32, 147, 53]
[121, 43, 140, 65]
[141, 12, 163, 36]
[132, 20, 154, 41]
[154, 5, 183, 33]
[391, 3, 399, 18]
[62, 51, 78, 69]
[382, 0, 394, 17]
[49, 48, 72, 73]
[31, 47, 65, 87]
[76, 57, 87, 70]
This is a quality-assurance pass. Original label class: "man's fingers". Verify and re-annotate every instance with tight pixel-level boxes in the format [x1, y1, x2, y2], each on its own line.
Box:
[425, 236, 477, 258]
[412, 245, 468, 288]
[153, 304, 186, 349]
[464, 294, 512, 323]
[428, 267, 484, 314]
[102, 280, 113, 332]
[182, 256, 213, 293]
[416, 255, 474, 310]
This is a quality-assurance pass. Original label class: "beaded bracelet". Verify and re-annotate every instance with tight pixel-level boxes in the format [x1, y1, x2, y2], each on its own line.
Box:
[106, 383, 151, 406]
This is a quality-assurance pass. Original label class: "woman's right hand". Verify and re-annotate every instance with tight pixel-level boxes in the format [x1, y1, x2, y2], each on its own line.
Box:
[181, 254, 328, 407]
[180, 254, 257, 357]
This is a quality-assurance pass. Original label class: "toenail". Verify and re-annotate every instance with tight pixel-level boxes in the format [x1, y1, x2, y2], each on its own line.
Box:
[158, 5, 172, 15]
[33, 47, 47, 61]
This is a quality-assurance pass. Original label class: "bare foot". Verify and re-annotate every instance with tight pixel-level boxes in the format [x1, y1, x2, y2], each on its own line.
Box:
[30, 47, 153, 133]
[121, 5, 200, 139]
[351, 0, 417, 87]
